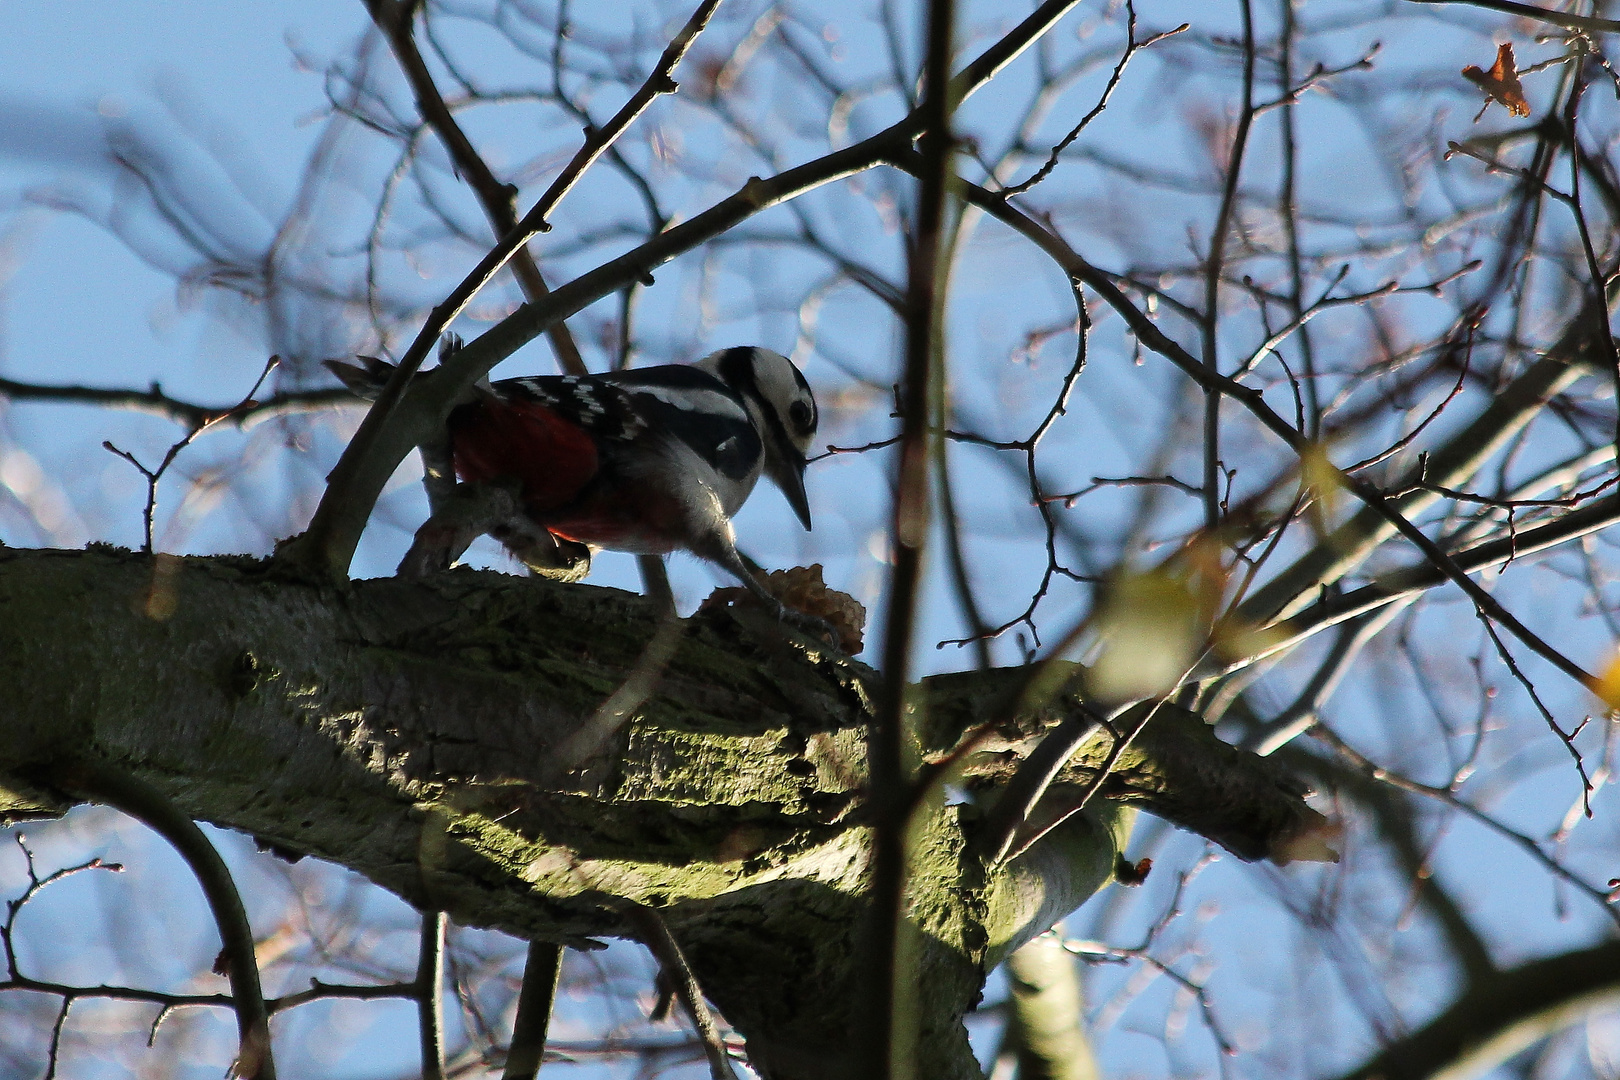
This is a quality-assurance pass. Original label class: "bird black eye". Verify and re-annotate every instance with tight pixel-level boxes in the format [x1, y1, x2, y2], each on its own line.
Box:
[789, 400, 813, 433]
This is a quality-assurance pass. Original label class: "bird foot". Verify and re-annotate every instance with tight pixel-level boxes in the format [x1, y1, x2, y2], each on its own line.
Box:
[775, 602, 840, 646]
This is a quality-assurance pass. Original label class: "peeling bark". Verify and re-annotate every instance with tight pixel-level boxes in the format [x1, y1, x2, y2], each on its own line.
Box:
[0, 546, 1324, 1076]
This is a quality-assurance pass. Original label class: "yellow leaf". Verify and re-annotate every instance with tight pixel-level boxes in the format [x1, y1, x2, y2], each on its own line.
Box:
[1088, 541, 1229, 703]
[1586, 648, 1620, 710]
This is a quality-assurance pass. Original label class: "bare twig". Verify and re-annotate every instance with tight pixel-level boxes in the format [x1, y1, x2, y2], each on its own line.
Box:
[1476, 614, 1594, 815]
[3, 834, 415, 1026]
[1066, 857, 1236, 1057]
[0, 376, 350, 430]
[99, 356, 283, 553]
[1000, 5, 1188, 198]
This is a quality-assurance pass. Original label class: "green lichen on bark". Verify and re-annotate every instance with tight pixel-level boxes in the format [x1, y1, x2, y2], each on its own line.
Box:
[0, 546, 1326, 1077]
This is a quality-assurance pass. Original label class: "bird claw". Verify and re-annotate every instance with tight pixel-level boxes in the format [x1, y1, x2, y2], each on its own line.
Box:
[776, 603, 840, 648]
[498, 526, 591, 582]
[397, 479, 591, 583]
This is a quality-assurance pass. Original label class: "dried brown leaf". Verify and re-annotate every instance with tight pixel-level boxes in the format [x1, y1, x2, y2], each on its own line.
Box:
[1462, 42, 1530, 118]
[700, 564, 866, 652]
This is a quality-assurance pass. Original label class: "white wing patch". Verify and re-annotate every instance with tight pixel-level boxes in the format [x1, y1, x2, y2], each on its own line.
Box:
[627, 385, 749, 422]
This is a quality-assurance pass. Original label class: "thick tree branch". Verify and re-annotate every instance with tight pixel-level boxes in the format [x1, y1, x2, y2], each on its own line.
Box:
[0, 546, 1324, 1078]
[1001, 933, 1098, 1080]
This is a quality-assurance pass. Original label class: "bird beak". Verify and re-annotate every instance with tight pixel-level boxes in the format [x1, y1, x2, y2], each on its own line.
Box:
[769, 443, 813, 531]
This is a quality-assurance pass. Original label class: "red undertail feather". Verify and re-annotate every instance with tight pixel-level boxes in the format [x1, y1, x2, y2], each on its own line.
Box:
[448, 398, 598, 515]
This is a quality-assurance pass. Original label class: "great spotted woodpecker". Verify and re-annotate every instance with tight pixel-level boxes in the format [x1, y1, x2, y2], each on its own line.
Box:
[328, 346, 819, 613]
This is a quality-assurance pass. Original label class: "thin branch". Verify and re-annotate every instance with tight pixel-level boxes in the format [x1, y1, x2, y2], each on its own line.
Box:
[1331, 939, 1620, 1080]
[624, 908, 739, 1080]
[999, 6, 1188, 198]
[418, 909, 447, 1080]
[1277, 0, 1318, 435]
[998, 698, 1175, 865]
[51, 761, 275, 1079]
[0, 377, 351, 430]
[1310, 723, 1620, 923]
[1404, 0, 1620, 34]
[1239, 611, 1391, 755]
[1476, 614, 1593, 815]
[1201, 0, 1257, 532]
[1555, 58, 1620, 467]
[501, 942, 563, 1079]
[99, 356, 284, 553]
[4, 835, 413, 1027]
[1066, 860, 1236, 1058]
[976, 706, 1105, 865]
[269, 978, 420, 1013]
[1340, 320, 1476, 474]
[899, 158, 1603, 693]
[936, 439, 993, 669]
[44, 996, 70, 1080]
[863, 0, 956, 1075]
[1230, 264, 1481, 382]
[366, 0, 587, 376]
[1225, 492, 1620, 677]
[285, 0, 725, 578]
[948, 0, 1086, 104]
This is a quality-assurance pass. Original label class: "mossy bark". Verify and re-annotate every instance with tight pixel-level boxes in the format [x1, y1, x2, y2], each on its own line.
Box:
[0, 546, 1323, 1077]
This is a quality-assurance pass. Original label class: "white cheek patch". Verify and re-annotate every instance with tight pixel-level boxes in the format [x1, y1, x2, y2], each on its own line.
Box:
[750, 359, 798, 405]
[746, 353, 817, 440]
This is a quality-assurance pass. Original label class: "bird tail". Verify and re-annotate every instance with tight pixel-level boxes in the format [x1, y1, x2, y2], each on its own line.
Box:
[326, 335, 471, 401]
[324, 355, 400, 402]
